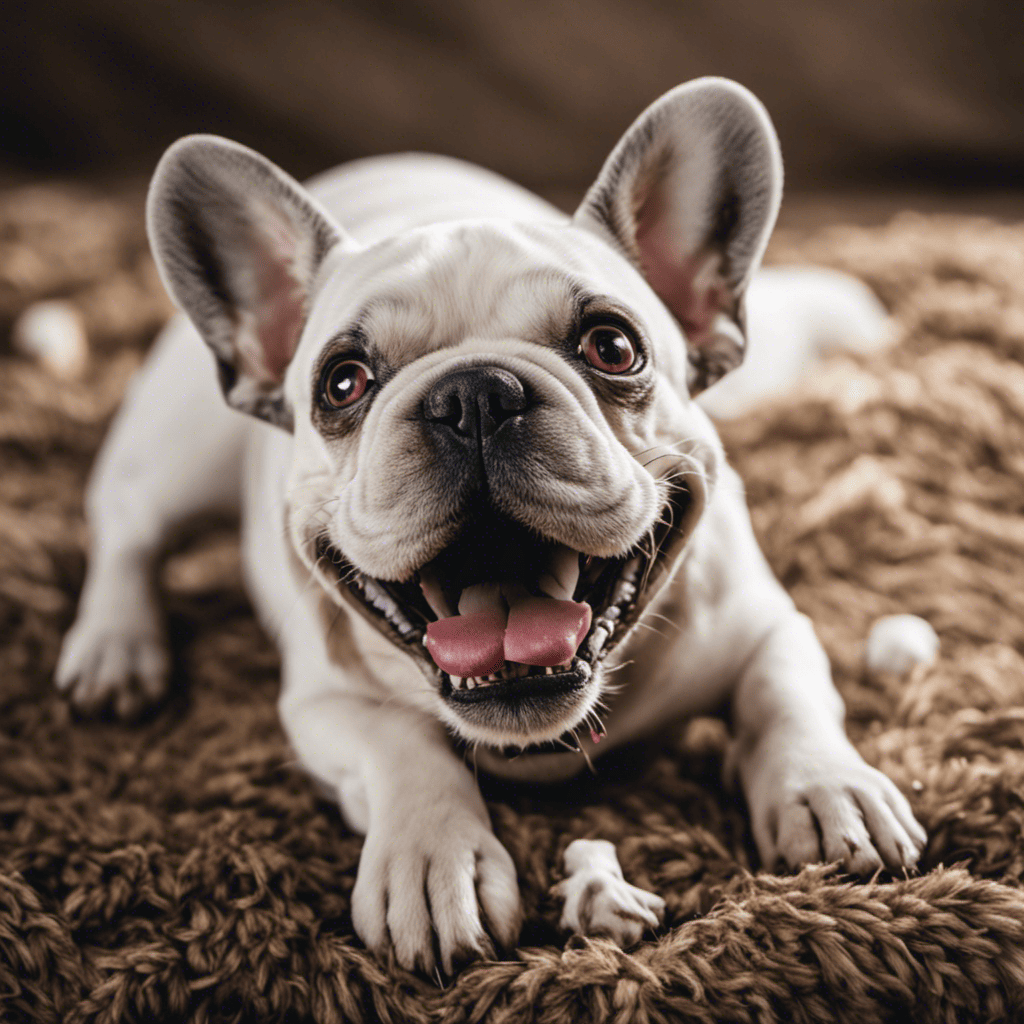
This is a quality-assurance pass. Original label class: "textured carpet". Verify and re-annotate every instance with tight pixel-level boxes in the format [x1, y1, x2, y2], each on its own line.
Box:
[2, 185, 1024, 1023]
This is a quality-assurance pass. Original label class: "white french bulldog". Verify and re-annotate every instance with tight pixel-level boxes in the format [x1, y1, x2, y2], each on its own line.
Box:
[56, 78, 925, 974]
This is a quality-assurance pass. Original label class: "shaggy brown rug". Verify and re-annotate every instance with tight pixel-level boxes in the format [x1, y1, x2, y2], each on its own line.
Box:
[2, 184, 1024, 1023]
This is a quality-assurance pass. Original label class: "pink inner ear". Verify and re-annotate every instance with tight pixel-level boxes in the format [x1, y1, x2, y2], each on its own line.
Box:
[635, 193, 728, 348]
[248, 208, 307, 383]
[256, 257, 305, 380]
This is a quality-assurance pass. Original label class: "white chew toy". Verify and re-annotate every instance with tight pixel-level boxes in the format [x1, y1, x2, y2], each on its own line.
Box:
[12, 300, 89, 379]
[865, 614, 939, 675]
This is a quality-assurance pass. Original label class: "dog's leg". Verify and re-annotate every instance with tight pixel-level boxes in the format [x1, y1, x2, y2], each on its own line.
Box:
[552, 839, 664, 947]
[730, 612, 928, 873]
[278, 653, 523, 975]
[56, 319, 247, 718]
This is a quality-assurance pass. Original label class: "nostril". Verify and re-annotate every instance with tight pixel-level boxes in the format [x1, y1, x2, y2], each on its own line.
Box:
[486, 390, 516, 426]
[423, 389, 465, 430]
[423, 366, 529, 440]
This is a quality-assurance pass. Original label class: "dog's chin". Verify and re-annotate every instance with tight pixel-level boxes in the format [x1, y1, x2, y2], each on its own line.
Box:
[308, 476, 701, 751]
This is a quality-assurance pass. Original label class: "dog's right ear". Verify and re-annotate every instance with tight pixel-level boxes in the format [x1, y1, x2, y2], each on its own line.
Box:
[574, 79, 782, 395]
[147, 136, 348, 430]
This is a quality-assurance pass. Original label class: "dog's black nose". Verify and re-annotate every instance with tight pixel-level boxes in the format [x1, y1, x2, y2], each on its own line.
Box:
[422, 366, 528, 440]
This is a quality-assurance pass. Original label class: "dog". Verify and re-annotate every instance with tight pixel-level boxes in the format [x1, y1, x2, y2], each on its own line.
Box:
[56, 78, 926, 974]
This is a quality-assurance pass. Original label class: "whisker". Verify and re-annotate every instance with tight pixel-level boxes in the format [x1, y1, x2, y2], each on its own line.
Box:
[644, 610, 680, 629]
[632, 620, 672, 641]
[640, 451, 698, 470]
[630, 438, 702, 461]
[598, 659, 630, 675]
[573, 729, 597, 775]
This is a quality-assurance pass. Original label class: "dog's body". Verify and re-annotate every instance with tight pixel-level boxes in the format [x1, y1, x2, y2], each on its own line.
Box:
[58, 80, 925, 973]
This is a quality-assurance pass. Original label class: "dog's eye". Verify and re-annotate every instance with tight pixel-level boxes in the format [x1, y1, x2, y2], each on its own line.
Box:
[323, 359, 374, 408]
[578, 324, 637, 374]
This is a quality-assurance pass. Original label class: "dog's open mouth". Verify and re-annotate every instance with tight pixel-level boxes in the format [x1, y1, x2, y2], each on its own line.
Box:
[315, 481, 694, 715]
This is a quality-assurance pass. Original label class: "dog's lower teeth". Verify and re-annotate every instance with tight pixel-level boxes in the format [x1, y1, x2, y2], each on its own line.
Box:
[450, 658, 583, 692]
[585, 625, 610, 659]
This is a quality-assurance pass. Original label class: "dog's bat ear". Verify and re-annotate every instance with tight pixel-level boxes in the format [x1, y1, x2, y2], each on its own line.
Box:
[574, 78, 782, 394]
[147, 135, 348, 430]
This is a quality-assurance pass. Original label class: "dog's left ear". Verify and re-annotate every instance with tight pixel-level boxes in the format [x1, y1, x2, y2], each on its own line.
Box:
[575, 78, 782, 393]
[147, 135, 348, 430]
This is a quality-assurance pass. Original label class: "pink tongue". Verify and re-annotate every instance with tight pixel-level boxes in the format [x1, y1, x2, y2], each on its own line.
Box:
[504, 597, 592, 667]
[425, 595, 592, 677]
[425, 609, 507, 678]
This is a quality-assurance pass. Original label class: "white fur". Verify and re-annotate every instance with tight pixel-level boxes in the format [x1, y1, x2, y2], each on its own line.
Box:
[698, 267, 895, 419]
[57, 79, 926, 976]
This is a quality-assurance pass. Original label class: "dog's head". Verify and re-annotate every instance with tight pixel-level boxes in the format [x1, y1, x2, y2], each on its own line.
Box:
[146, 78, 781, 752]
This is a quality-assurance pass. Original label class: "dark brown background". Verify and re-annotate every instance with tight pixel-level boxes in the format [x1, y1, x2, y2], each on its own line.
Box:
[3, 0, 1024, 219]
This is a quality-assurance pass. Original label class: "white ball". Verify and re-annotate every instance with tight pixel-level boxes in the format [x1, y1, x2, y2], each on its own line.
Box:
[865, 614, 939, 675]
[11, 300, 89, 379]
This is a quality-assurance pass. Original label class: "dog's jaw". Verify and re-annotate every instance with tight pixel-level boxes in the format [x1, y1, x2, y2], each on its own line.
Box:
[296, 457, 708, 751]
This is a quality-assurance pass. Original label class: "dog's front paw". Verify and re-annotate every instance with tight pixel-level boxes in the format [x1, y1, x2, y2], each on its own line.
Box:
[55, 603, 168, 719]
[553, 839, 665, 947]
[742, 730, 927, 875]
[351, 798, 522, 975]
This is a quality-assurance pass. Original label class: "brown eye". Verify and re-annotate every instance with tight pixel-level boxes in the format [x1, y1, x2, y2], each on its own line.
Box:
[323, 359, 374, 408]
[579, 324, 637, 374]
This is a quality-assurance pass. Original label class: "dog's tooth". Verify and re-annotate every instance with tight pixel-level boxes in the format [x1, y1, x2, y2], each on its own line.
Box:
[362, 577, 415, 633]
[619, 557, 642, 584]
[465, 678, 476, 690]
[611, 580, 636, 607]
[544, 666, 554, 675]
[458, 582, 503, 616]
[587, 625, 610, 657]
[419, 569, 454, 619]
[451, 676, 464, 689]
[537, 544, 581, 601]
